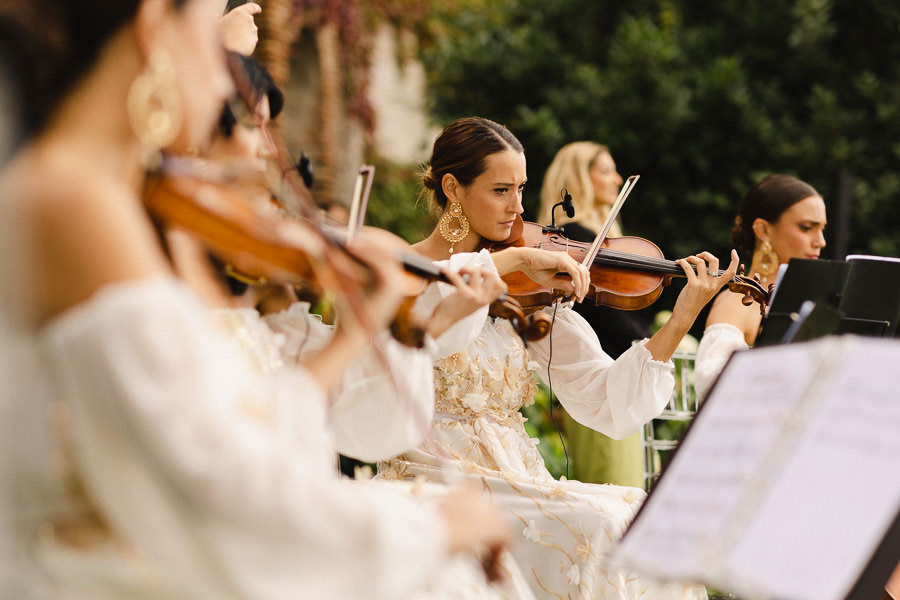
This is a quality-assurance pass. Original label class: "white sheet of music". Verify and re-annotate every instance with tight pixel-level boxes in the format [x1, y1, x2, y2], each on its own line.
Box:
[609, 337, 900, 600]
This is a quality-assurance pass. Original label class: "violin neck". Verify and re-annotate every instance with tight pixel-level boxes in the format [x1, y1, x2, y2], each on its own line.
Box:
[399, 250, 452, 284]
[593, 248, 725, 278]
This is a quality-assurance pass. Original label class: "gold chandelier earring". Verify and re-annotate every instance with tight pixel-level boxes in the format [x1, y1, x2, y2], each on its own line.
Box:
[752, 240, 779, 285]
[127, 50, 183, 167]
[438, 201, 470, 255]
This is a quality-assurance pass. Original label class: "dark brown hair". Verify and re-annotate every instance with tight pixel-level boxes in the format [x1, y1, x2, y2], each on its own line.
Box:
[218, 53, 284, 138]
[730, 174, 820, 255]
[423, 116, 524, 209]
[0, 0, 189, 138]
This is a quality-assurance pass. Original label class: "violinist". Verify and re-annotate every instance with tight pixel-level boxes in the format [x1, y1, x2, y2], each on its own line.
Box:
[168, 53, 510, 464]
[162, 51, 285, 311]
[694, 174, 827, 400]
[379, 116, 734, 600]
[536, 140, 653, 488]
[0, 2, 514, 597]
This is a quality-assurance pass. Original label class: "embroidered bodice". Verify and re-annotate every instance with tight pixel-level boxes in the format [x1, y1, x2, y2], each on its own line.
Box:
[434, 319, 538, 423]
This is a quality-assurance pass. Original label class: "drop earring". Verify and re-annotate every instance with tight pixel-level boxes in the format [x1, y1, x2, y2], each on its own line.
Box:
[752, 240, 779, 285]
[127, 50, 183, 167]
[438, 202, 470, 255]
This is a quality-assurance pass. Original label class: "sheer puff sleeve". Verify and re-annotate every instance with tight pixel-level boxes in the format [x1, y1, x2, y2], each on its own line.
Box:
[694, 322, 749, 402]
[263, 303, 436, 462]
[40, 278, 446, 600]
[416, 249, 494, 359]
[526, 304, 675, 440]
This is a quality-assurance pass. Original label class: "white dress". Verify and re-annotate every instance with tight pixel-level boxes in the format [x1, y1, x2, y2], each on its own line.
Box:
[379, 250, 708, 600]
[212, 302, 437, 462]
[694, 322, 749, 402]
[207, 303, 536, 600]
[0, 276, 456, 600]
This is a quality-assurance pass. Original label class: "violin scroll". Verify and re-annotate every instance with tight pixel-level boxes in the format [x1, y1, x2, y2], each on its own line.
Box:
[488, 297, 552, 343]
[727, 274, 770, 315]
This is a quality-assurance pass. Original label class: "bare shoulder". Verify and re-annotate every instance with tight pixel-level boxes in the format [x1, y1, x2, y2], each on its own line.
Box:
[11, 149, 168, 322]
[705, 290, 762, 345]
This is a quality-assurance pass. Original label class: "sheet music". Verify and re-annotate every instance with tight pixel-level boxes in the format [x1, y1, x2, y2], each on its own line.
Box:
[609, 337, 900, 599]
[724, 339, 900, 600]
[611, 343, 821, 580]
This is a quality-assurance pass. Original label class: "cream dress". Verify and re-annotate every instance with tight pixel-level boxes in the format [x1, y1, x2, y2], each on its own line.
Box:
[0, 271, 479, 600]
[379, 250, 708, 600]
[209, 302, 536, 600]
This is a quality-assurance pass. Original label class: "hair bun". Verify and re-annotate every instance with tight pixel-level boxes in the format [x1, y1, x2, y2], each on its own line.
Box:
[422, 165, 437, 190]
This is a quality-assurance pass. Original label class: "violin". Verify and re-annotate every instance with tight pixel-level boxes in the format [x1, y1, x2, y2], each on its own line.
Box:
[144, 156, 549, 346]
[490, 216, 770, 315]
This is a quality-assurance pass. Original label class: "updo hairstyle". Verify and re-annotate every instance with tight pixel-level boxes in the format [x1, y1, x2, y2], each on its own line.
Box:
[422, 116, 523, 210]
[730, 174, 819, 255]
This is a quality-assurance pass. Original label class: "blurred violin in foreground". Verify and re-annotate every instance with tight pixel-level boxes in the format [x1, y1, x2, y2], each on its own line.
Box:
[143, 155, 550, 346]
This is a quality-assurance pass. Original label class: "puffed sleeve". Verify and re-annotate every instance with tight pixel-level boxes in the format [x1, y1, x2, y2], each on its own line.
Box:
[263, 303, 436, 462]
[416, 249, 493, 359]
[694, 322, 749, 401]
[41, 278, 447, 600]
[526, 304, 675, 440]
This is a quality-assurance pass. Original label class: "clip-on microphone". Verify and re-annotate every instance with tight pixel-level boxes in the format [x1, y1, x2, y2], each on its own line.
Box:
[547, 187, 576, 231]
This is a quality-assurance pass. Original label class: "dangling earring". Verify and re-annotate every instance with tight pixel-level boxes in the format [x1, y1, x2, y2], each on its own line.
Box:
[127, 50, 183, 167]
[753, 240, 779, 285]
[438, 202, 470, 255]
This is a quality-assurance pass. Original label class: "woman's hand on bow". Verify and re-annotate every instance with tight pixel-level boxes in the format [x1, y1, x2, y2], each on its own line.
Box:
[301, 237, 406, 391]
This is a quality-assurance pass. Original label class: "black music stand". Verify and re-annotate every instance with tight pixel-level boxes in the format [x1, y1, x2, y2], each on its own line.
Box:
[756, 258, 850, 347]
[779, 300, 844, 344]
[838, 255, 900, 338]
[757, 256, 900, 346]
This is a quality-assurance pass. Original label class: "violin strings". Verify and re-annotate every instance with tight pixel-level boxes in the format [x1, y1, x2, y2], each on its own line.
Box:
[590, 248, 728, 277]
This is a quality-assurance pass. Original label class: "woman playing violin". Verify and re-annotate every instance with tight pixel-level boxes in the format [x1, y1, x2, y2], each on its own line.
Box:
[165, 53, 515, 467]
[694, 174, 827, 400]
[0, 2, 514, 597]
[380, 116, 737, 599]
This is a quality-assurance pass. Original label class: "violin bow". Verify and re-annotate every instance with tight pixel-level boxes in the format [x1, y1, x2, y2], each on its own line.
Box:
[346, 165, 375, 241]
[580, 174, 640, 271]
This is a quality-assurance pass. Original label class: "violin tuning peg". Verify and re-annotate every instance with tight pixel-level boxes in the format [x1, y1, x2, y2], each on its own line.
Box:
[738, 263, 746, 276]
[768, 283, 776, 294]
[742, 292, 754, 307]
[753, 273, 761, 284]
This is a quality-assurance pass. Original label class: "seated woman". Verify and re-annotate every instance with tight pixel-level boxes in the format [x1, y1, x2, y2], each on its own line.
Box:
[167, 53, 507, 462]
[694, 174, 827, 400]
[536, 140, 653, 487]
[0, 2, 512, 598]
[379, 116, 736, 599]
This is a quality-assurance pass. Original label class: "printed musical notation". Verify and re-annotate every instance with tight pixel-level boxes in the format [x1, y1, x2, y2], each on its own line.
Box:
[609, 337, 900, 600]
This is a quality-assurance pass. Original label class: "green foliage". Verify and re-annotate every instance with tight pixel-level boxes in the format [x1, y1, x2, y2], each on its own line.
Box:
[421, 0, 900, 270]
[364, 155, 437, 243]
[521, 381, 570, 480]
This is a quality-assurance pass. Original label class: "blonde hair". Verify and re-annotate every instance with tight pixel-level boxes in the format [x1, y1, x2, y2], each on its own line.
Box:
[538, 141, 622, 237]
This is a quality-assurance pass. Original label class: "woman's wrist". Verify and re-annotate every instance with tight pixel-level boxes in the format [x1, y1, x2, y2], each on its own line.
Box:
[425, 306, 455, 340]
[490, 247, 522, 276]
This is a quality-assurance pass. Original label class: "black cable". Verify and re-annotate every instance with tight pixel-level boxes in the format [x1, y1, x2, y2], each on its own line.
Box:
[546, 300, 570, 480]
